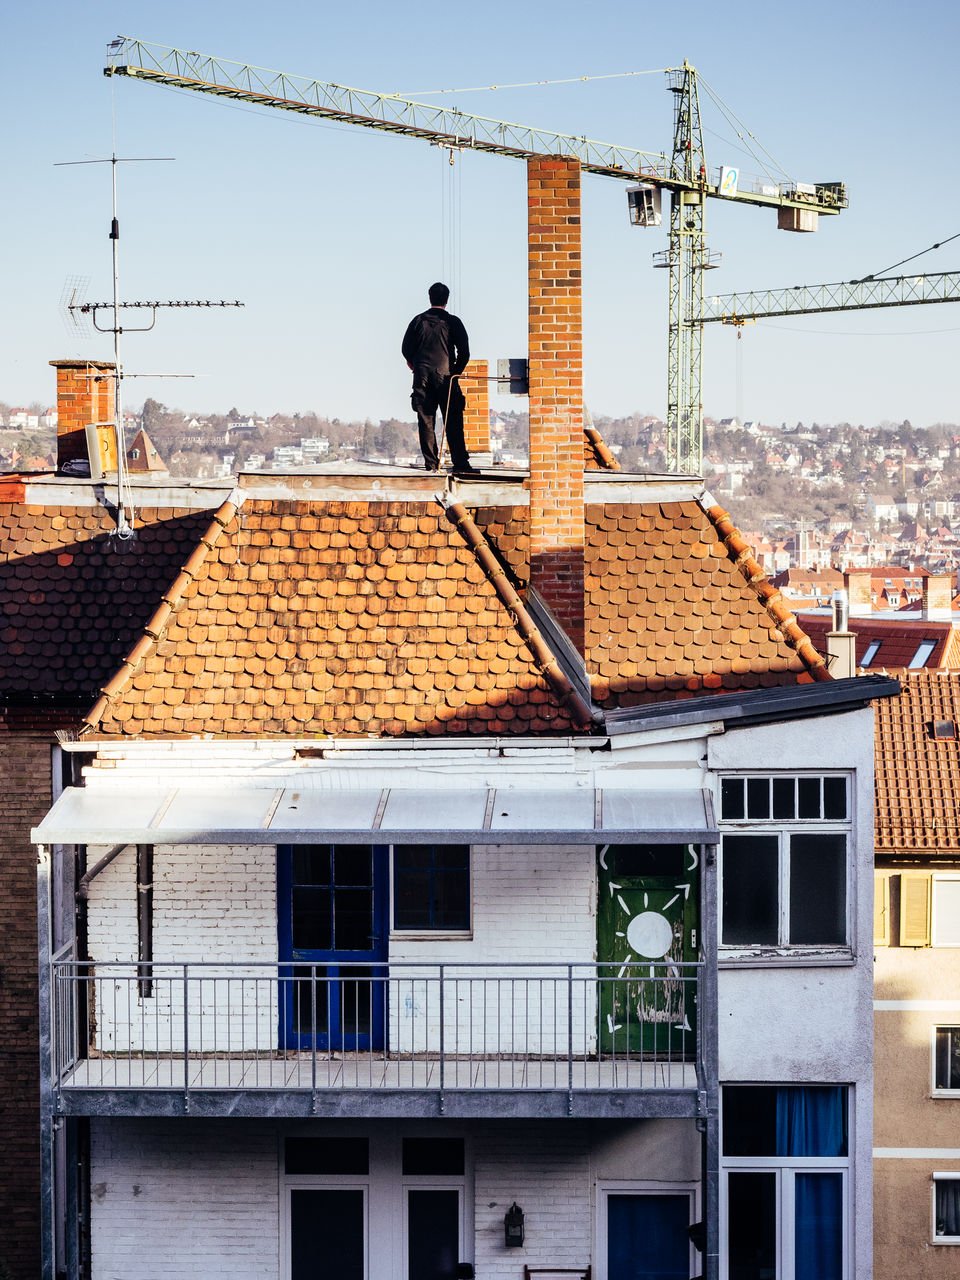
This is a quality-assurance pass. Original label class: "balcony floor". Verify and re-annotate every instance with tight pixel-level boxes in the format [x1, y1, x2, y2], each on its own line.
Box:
[61, 1053, 699, 1093]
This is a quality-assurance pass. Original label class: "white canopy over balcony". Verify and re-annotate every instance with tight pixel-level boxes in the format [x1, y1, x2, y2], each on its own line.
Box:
[33, 784, 717, 846]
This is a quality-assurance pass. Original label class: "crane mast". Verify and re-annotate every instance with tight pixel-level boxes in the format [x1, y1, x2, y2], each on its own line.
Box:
[105, 39, 848, 475]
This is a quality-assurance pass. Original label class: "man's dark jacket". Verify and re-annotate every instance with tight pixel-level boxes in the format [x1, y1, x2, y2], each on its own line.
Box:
[402, 307, 470, 376]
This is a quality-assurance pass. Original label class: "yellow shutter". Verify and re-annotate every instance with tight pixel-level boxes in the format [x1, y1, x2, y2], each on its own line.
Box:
[874, 873, 890, 946]
[899, 873, 932, 947]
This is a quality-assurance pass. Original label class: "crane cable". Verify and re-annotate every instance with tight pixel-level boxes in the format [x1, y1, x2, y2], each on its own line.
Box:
[696, 74, 794, 188]
[856, 231, 960, 282]
[399, 68, 665, 97]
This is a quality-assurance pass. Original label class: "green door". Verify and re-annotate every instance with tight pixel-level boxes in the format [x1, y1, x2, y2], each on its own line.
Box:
[597, 844, 698, 1055]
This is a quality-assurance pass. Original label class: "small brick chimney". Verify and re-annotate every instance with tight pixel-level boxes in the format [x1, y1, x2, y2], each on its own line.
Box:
[923, 573, 954, 620]
[50, 359, 118, 476]
[527, 156, 584, 652]
[461, 359, 491, 463]
[843, 570, 873, 617]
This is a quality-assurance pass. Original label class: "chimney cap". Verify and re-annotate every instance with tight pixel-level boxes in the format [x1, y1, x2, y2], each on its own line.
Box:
[49, 358, 116, 371]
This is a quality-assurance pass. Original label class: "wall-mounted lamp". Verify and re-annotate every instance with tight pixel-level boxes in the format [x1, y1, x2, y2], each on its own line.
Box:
[504, 1202, 525, 1248]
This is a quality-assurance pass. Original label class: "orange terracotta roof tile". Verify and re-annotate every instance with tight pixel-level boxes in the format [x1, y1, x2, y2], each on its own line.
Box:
[85, 499, 572, 738]
[875, 670, 960, 853]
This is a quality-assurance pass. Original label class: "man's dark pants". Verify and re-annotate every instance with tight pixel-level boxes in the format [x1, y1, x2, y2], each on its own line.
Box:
[411, 368, 468, 470]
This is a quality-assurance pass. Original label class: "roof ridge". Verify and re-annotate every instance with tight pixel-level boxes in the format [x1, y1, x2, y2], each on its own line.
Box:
[698, 492, 832, 683]
[442, 499, 596, 730]
[79, 490, 245, 735]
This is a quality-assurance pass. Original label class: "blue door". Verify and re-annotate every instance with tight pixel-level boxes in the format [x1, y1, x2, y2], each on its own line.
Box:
[607, 1193, 691, 1280]
[279, 844, 388, 1050]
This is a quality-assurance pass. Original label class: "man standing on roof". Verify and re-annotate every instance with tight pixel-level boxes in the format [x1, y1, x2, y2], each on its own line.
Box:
[402, 282, 477, 474]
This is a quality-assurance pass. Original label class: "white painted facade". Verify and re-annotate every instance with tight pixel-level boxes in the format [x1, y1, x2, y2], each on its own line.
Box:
[58, 703, 878, 1279]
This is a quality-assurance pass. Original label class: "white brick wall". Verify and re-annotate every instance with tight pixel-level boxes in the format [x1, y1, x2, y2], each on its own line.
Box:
[85, 842, 598, 1059]
[87, 844, 276, 1053]
[90, 1119, 278, 1280]
[89, 1117, 700, 1279]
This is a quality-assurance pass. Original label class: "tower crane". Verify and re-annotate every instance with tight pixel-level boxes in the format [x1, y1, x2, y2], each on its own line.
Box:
[104, 38, 848, 474]
[703, 270, 960, 324]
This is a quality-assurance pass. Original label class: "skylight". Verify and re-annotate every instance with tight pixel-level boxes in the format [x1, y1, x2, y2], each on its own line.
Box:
[909, 640, 938, 669]
[861, 640, 882, 667]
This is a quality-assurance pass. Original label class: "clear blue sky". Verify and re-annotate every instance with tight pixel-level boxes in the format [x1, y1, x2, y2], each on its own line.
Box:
[2, 0, 958, 428]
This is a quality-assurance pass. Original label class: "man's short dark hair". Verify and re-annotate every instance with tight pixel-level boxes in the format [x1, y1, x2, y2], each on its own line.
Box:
[428, 282, 450, 307]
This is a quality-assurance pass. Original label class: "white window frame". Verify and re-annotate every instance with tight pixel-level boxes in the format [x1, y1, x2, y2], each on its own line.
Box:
[595, 1181, 699, 1280]
[720, 1086, 852, 1280]
[401, 1177, 468, 1280]
[933, 1173, 960, 1245]
[279, 1127, 474, 1280]
[932, 1025, 960, 1097]
[932, 876, 960, 947]
[718, 774, 854, 963]
[389, 843, 474, 941]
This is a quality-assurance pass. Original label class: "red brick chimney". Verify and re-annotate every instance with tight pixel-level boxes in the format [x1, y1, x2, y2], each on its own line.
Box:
[461, 359, 490, 461]
[50, 359, 118, 475]
[527, 156, 584, 652]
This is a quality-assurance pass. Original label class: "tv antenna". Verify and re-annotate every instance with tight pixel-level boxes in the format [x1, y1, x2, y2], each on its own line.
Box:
[55, 152, 243, 536]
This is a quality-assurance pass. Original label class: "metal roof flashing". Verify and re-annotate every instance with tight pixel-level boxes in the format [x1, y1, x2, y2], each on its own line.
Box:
[604, 673, 901, 735]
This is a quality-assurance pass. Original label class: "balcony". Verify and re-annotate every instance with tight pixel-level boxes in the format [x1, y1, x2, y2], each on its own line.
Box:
[50, 954, 705, 1119]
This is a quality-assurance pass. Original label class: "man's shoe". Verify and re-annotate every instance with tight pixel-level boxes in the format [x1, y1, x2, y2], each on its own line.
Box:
[453, 464, 481, 475]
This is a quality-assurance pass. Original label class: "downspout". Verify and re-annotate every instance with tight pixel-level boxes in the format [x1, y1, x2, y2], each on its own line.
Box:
[137, 844, 153, 998]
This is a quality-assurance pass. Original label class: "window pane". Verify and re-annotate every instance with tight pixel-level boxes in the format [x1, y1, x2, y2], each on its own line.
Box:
[293, 887, 331, 950]
[334, 888, 374, 951]
[607, 1194, 690, 1280]
[721, 778, 745, 820]
[291, 1189, 364, 1280]
[797, 776, 822, 818]
[773, 777, 796, 819]
[394, 845, 469, 931]
[933, 879, 960, 945]
[747, 778, 771, 819]
[936, 1180, 960, 1239]
[795, 1172, 843, 1280]
[727, 1172, 776, 1280]
[723, 1086, 778, 1156]
[722, 835, 779, 945]
[776, 1086, 848, 1157]
[823, 777, 847, 820]
[285, 1137, 369, 1175]
[724, 1085, 848, 1157]
[335, 846, 373, 887]
[293, 846, 331, 885]
[608, 845, 686, 878]
[935, 1028, 960, 1090]
[408, 1189, 459, 1280]
[402, 1137, 465, 1175]
[789, 834, 846, 946]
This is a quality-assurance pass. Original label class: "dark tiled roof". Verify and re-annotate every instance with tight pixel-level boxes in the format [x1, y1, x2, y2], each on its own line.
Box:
[0, 504, 214, 704]
[799, 614, 960, 671]
[875, 670, 960, 852]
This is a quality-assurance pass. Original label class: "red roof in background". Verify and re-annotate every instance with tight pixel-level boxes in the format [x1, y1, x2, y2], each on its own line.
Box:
[800, 612, 960, 672]
[875, 670, 960, 852]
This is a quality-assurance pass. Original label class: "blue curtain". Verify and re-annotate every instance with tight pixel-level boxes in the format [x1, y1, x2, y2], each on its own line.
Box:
[775, 1085, 847, 1157]
[795, 1173, 842, 1280]
[607, 1194, 690, 1280]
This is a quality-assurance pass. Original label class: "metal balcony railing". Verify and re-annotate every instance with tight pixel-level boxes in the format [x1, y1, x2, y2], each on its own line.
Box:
[50, 952, 702, 1095]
